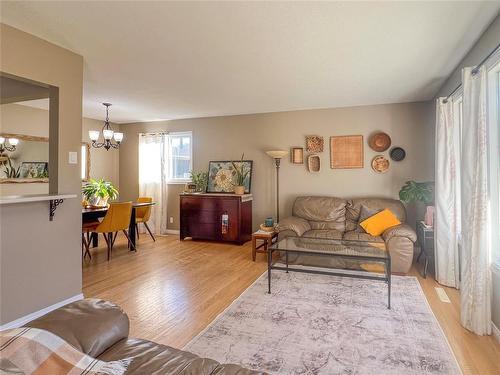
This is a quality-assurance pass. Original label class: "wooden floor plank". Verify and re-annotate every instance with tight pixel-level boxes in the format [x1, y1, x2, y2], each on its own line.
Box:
[83, 234, 500, 374]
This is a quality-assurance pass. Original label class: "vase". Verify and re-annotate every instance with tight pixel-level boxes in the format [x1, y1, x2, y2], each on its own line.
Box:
[424, 206, 434, 227]
[234, 186, 245, 195]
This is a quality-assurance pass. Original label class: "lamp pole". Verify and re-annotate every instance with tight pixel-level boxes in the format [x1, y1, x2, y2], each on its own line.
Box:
[274, 157, 281, 223]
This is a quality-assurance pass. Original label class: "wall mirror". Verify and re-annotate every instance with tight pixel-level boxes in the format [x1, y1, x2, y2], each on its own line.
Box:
[0, 73, 57, 191]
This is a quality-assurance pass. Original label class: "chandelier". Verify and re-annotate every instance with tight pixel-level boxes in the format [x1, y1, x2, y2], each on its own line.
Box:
[89, 103, 123, 150]
[0, 136, 19, 154]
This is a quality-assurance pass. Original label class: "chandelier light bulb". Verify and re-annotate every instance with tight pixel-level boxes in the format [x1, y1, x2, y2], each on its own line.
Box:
[0, 137, 5, 145]
[89, 130, 100, 141]
[113, 132, 124, 143]
[8, 138, 19, 146]
[103, 129, 114, 140]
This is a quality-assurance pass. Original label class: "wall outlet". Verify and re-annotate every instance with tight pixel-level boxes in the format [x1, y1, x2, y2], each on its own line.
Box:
[68, 151, 77, 164]
[169, 217, 174, 224]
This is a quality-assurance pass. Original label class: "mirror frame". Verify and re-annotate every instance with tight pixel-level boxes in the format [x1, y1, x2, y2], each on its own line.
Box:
[0, 132, 49, 184]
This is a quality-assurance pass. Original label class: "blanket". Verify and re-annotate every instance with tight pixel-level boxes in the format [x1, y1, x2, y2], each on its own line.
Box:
[0, 327, 130, 375]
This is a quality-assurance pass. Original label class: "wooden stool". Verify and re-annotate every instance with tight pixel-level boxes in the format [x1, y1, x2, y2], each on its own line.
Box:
[252, 230, 278, 261]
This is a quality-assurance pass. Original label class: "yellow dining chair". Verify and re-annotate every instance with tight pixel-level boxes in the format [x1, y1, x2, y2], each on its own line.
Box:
[86, 202, 135, 261]
[135, 197, 155, 242]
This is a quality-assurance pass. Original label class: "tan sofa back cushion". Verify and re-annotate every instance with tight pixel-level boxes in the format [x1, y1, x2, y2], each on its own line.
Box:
[293, 196, 347, 232]
[346, 198, 407, 232]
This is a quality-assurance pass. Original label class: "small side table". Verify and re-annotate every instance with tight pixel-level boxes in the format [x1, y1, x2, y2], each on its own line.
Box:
[416, 221, 434, 278]
[252, 230, 278, 261]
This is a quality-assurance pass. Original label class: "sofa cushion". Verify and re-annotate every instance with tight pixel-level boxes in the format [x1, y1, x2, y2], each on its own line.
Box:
[343, 231, 384, 243]
[346, 198, 407, 231]
[302, 229, 343, 240]
[293, 196, 347, 232]
[27, 299, 129, 358]
[98, 337, 265, 374]
[360, 208, 401, 236]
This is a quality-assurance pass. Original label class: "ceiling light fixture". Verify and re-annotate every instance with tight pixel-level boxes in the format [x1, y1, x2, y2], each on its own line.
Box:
[0, 136, 19, 154]
[89, 103, 123, 150]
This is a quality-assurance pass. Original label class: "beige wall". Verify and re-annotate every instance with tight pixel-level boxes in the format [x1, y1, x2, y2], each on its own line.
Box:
[0, 24, 83, 324]
[82, 118, 120, 187]
[119, 101, 434, 231]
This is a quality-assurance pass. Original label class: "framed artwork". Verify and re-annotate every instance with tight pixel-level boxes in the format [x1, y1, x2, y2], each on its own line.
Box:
[19, 162, 48, 178]
[330, 135, 364, 169]
[291, 147, 304, 164]
[207, 160, 253, 193]
[306, 135, 324, 153]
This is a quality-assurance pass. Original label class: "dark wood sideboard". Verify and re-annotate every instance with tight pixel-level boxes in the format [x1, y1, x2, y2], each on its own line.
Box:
[180, 193, 252, 244]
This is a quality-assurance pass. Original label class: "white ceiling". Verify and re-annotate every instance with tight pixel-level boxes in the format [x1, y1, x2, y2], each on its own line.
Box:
[1, 1, 499, 123]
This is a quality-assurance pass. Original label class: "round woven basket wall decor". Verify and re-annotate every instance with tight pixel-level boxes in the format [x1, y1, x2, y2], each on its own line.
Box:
[368, 132, 391, 152]
[390, 146, 406, 161]
[371, 155, 390, 173]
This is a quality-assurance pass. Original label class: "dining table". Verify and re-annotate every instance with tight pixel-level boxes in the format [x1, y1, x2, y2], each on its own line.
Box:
[82, 201, 156, 249]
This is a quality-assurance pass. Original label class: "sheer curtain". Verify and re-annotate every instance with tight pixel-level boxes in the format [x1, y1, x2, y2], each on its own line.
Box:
[139, 133, 168, 236]
[460, 66, 491, 335]
[434, 98, 460, 288]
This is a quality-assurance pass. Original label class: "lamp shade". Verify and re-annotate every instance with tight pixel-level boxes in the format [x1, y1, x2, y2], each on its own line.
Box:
[0, 137, 5, 145]
[266, 150, 288, 159]
[89, 130, 100, 141]
[113, 132, 124, 143]
[8, 138, 19, 146]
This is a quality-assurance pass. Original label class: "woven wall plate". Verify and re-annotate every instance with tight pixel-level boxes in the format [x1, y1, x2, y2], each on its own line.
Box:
[371, 155, 390, 173]
[307, 154, 321, 173]
[368, 132, 391, 152]
[390, 147, 406, 161]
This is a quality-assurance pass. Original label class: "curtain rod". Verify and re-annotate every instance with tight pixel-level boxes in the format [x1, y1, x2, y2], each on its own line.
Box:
[139, 132, 169, 136]
[444, 42, 500, 102]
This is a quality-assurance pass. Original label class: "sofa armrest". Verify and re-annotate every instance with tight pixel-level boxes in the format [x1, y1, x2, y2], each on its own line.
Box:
[382, 223, 417, 243]
[277, 216, 311, 237]
[27, 298, 129, 358]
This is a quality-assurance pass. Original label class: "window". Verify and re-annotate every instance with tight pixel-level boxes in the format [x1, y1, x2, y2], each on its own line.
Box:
[81, 142, 90, 181]
[167, 131, 192, 183]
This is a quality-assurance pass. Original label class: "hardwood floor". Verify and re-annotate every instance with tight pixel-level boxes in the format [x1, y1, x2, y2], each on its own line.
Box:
[82, 234, 500, 374]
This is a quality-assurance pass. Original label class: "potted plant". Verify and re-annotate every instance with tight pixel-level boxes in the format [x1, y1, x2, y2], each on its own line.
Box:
[399, 180, 434, 226]
[189, 170, 208, 193]
[2, 157, 20, 178]
[82, 178, 119, 207]
[231, 154, 250, 195]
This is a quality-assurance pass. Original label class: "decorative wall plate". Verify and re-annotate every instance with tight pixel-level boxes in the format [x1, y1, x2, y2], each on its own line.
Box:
[306, 136, 324, 153]
[369, 132, 391, 152]
[371, 155, 390, 173]
[307, 154, 321, 173]
[390, 147, 406, 161]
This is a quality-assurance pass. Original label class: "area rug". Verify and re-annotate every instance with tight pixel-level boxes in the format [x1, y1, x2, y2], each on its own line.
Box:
[185, 271, 461, 374]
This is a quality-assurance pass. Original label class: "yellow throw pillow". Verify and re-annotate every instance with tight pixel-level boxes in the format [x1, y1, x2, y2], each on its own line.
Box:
[359, 208, 401, 236]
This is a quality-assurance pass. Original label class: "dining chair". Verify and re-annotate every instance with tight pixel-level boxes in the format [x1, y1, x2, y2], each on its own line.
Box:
[82, 220, 100, 261]
[86, 202, 136, 261]
[135, 197, 155, 242]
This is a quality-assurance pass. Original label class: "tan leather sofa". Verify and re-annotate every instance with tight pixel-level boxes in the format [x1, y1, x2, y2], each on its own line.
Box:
[277, 196, 417, 274]
[21, 299, 265, 374]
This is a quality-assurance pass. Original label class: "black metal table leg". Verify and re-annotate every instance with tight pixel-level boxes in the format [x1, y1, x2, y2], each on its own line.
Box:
[128, 207, 136, 251]
[268, 247, 272, 294]
[286, 251, 289, 273]
[92, 232, 98, 248]
[423, 256, 428, 279]
[387, 257, 391, 310]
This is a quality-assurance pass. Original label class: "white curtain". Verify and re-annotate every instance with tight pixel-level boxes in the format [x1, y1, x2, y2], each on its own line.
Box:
[460, 66, 491, 335]
[139, 134, 168, 235]
[434, 98, 460, 288]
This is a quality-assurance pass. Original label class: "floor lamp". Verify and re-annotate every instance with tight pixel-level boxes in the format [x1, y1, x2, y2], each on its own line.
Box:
[266, 150, 288, 222]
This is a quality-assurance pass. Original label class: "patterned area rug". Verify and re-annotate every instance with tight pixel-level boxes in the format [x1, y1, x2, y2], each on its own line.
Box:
[185, 271, 461, 374]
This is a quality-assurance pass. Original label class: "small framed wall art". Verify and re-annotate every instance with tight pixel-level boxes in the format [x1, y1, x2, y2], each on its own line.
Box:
[330, 135, 364, 169]
[291, 147, 304, 164]
[306, 135, 324, 153]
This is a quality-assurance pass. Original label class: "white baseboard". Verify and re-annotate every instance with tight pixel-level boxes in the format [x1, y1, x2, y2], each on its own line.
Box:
[0, 293, 84, 331]
[492, 322, 500, 344]
[165, 229, 180, 235]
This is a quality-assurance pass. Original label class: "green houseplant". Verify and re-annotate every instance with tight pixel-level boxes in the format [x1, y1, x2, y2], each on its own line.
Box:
[190, 170, 208, 192]
[399, 180, 435, 226]
[231, 154, 250, 195]
[82, 178, 118, 207]
[2, 157, 20, 178]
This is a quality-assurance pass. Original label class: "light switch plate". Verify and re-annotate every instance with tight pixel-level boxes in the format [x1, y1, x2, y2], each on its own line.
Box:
[69, 151, 78, 164]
